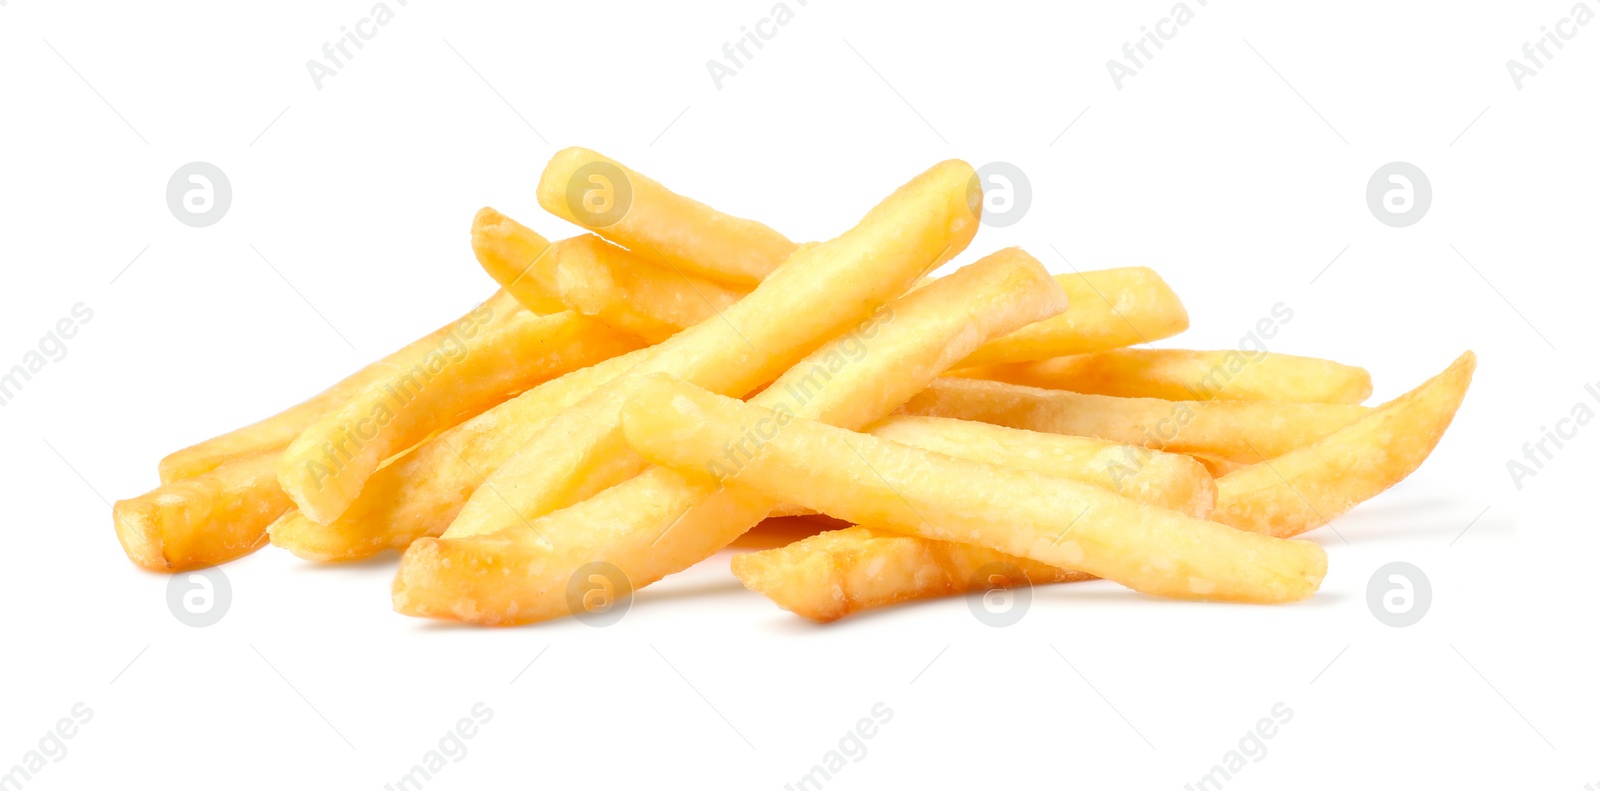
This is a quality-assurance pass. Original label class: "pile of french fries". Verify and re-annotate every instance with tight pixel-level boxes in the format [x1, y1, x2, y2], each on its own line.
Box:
[114, 149, 1476, 624]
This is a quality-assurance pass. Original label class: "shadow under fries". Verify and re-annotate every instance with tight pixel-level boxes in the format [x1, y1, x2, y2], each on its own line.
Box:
[749, 575, 1358, 633]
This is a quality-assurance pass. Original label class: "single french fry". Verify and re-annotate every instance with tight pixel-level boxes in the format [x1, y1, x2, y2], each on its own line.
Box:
[469, 208, 567, 315]
[474, 209, 746, 343]
[439, 159, 982, 538]
[114, 452, 287, 571]
[955, 267, 1188, 367]
[731, 526, 1092, 622]
[863, 415, 1215, 517]
[958, 348, 1373, 404]
[537, 147, 796, 285]
[277, 311, 641, 524]
[618, 376, 1328, 604]
[902, 377, 1370, 464]
[393, 248, 1064, 623]
[268, 345, 657, 561]
[157, 290, 525, 483]
[1213, 352, 1476, 538]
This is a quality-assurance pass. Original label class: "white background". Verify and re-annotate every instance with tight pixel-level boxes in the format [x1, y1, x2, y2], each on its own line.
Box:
[2, 1, 1596, 788]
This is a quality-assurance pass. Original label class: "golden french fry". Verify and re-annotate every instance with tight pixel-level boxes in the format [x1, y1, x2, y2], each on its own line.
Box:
[268, 345, 656, 561]
[864, 415, 1215, 517]
[394, 248, 1064, 623]
[114, 452, 287, 571]
[958, 348, 1373, 404]
[277, 311, 641, 524]
[1213, 352, 1476, 537]
[955, 267, 1188, 367]
[537, 147, 796, 285]
[157, 290, 525, 483]
[902, 377, 1370, 464]
[440, 159, 982, 538]
[618, 376, 1328, 604]
[474, 209, 746, 343]
[731, 526, 1091, 622]
[470, 208, 567, 315]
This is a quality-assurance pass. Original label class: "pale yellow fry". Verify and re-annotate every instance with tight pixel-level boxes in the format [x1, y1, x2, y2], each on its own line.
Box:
[955, 267, 1188, 367]
[156, 290, 523, 483]
[537, 147, 796, 285]
[470, 208, 567, 314]
[732, 526, 1091, 622]
[958, 348, 1373, 404]
[902, 377, 1370, 464]
[278, 311, 641, 524]
[114, 452, 287, 572]
[440, 159, 982, 538]
[619, 376, 1328, 604]
[267, 345, 657, 561]
[863, 415, 1215, 517]
[392, 248, 1064, 624]
[1213, 352, 1475, 537]
[475, 208, 745, 343]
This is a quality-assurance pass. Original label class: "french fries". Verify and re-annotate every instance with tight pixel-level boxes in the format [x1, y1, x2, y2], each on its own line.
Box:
[476, 230, 1194, 376]
[955, 267, 1188, 367]
[727, 416, 1223, 621]
[277, 311, 641, 524]
[268, 345, 656, 560]
[475, 209, 746, 343]
[537, 147, 796, 285]
[393, 249, 1065, 623]
[958, 348, 1373, 404]
[1213, 352, 1475, 537]
[863, 415, 1215, 517]
[118, 146, 1483, 629]
[118, 290, 530, 570]
[731, 526, 1092, 622]
[902, 377, 1371, 463]
[114, 452, 287, 571]
[156, 290, 524, 483]
[618, 375, 1328, 603]
[440, 159, 981, 538]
